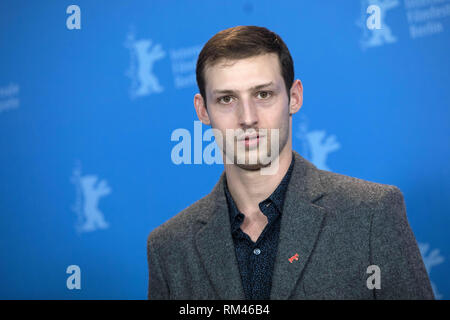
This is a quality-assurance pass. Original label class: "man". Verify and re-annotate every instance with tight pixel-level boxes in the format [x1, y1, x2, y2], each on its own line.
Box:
[147, 26, 434, 300]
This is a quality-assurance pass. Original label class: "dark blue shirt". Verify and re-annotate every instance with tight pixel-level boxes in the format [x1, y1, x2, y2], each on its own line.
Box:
[223, 154, 295, 300]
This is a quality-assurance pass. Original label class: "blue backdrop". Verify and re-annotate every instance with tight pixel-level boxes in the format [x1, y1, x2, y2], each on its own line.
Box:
[0, 0, 449, 299]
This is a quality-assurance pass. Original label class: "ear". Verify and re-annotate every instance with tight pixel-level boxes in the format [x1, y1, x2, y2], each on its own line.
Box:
[289, 79, 303, 115]
[194, 93, 211, 125]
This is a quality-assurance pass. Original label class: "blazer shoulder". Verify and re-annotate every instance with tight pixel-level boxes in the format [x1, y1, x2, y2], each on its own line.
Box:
[147, 192, 214, 250]
[316, 168, 402, 211]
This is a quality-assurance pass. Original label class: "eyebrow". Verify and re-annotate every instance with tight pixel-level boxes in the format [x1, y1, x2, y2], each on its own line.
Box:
[212, 81, 275, 95]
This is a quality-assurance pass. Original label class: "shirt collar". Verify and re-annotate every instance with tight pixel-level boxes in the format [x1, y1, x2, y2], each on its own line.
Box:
[224, 152, 295, 223]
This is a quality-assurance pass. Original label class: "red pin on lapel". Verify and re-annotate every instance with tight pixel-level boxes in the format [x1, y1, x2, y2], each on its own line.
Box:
[289, 253, 299, 263]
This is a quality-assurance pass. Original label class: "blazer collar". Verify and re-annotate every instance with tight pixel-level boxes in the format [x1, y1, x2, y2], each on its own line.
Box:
[194, 150, 328, 299]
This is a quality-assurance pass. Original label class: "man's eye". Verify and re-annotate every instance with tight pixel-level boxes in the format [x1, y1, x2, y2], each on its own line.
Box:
[256, 91, 271, 99]
[218, 96, 234, 104]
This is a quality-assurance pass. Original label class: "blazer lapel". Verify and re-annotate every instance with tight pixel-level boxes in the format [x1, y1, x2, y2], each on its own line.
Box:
[195, 151, 328, 300]
[194, 173, 246, 300]
[270, 151, 328, 299]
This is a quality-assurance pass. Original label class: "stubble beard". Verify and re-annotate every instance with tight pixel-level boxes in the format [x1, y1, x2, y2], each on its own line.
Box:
[222, 125, 289, 171]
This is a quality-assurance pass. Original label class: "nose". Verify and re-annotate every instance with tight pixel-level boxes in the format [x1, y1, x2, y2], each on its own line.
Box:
[238, 97, 258, 129]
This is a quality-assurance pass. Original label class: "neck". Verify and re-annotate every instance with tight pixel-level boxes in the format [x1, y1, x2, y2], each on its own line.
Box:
[224, 142, 293, 216]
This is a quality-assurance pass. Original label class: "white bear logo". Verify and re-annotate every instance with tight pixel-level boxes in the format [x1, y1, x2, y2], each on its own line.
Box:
[125, 31, 166, 99]
[71, 163, 111, 233]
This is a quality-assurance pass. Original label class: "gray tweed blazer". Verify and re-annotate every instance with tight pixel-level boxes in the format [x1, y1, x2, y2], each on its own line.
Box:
[147, 150, 434, 299]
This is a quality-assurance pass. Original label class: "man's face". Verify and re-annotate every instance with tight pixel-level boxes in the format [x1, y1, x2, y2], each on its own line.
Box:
[200, 53, 293, 170]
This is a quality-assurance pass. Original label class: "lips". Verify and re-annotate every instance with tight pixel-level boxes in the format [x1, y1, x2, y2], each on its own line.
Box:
[244, 135, 258, 141]
[238, 134, 259, 141]
[237, 134, 265, 149]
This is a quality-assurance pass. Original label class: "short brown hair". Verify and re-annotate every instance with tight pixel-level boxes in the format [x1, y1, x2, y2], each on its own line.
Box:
[196, 25, 294, 107]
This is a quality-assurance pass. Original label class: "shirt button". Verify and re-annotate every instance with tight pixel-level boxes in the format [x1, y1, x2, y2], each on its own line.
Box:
[253, 248, 261, 255]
